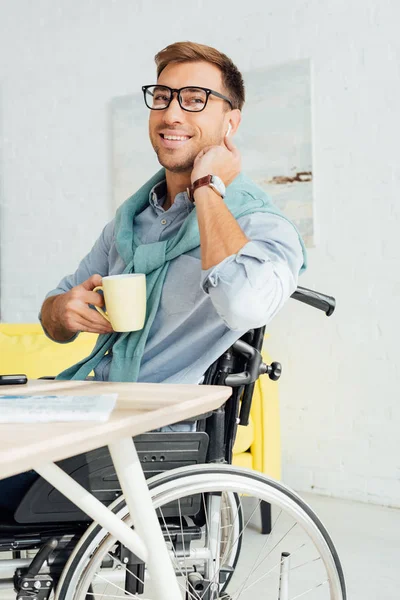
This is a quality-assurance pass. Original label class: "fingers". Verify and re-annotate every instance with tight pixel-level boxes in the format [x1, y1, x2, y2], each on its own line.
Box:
[81, 274, 103, 291]
[193, 151, 203, 165]
[59, 293, 113, 335]
[224, 135, 237, 154]
[61, 316, 113, 336]
[194, 146, 213, 163]
[74, 316, 114, 335]
[80, 315, 114, 335]
[80, 305, 114, 331]
[66, 287, 105, 308]
[72, 310, 114, 335]
[87, 289, 106, 307]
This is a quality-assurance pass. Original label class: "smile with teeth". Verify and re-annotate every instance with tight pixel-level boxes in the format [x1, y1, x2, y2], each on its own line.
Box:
[161, 134, 191, 141]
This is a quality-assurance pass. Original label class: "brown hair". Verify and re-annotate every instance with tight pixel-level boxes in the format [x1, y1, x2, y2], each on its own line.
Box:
[154, 41, 245, 111]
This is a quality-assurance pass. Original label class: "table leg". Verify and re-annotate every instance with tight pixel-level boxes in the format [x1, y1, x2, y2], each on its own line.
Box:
[109, 436, 182, 600]
[35, 462, 147, 562]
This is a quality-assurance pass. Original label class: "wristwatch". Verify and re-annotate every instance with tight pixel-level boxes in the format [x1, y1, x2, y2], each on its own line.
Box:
[188, 174, 226, 200]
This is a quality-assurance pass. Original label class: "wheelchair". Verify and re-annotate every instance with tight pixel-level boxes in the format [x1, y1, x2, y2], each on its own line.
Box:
[0, 287, 346, 600]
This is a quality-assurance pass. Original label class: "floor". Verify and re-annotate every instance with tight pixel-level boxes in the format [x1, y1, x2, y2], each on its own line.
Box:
[234, 491, 400, 600]
[302, 492, 400, 600]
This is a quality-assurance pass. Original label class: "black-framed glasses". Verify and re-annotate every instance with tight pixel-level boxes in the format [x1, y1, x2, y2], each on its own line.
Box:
[142, 85, 233, 112]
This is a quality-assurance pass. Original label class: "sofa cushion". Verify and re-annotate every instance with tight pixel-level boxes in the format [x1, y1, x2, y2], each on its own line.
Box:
[232, 451, 253, 470]
[0, 324, 97, 379]
[233, 419, 255, 455]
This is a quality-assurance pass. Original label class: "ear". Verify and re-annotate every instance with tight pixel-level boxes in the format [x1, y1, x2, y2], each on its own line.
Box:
[225, 109, 241, 137]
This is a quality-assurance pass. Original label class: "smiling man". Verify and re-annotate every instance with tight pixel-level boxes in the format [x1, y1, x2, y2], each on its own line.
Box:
[0, 41, 307, 511]
[39, 41, 307, 385]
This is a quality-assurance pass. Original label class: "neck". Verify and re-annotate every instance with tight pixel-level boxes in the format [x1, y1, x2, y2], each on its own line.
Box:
[164, 169, 192, 210]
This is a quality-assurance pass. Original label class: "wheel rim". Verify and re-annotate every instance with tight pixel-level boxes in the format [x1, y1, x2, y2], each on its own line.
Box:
[57, 467, 345, 600]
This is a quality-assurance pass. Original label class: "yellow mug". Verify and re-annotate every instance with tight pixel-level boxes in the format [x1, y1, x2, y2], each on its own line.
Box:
[93, 274, 146, 332]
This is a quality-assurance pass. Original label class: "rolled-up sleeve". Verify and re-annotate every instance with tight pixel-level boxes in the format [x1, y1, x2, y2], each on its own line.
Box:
[201, 213, 304, 331]
[39, 220, 115, 341]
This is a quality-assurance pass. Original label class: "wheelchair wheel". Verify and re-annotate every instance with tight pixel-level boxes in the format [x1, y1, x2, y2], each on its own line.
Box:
[56, 464, 346, 600]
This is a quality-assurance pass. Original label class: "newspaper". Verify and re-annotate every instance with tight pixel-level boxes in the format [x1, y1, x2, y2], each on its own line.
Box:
[0, 394, 118, 423]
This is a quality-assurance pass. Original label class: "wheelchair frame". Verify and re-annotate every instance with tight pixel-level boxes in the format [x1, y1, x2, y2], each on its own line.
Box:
[0, 286, 336, 600]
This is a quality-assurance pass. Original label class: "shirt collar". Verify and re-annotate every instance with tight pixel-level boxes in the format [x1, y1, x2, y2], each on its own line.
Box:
[149, 179, 167, 213]
[148, 179, 193, 216]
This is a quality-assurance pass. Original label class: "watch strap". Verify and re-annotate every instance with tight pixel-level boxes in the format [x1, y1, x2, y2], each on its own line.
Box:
[188, 175, 213, 201]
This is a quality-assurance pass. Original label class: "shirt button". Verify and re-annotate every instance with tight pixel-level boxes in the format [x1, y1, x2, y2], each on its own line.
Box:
[161, 219, 167, 225]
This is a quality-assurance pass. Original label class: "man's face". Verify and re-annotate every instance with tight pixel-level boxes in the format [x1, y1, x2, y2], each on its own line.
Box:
[148, 61, 231, 174]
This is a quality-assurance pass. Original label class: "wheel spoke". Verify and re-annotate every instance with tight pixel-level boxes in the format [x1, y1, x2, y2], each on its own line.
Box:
[219, 494, 257, 567]
[231, 508, 286, 598]
[235, 543, 307, 596]
[218, 494, 242, 568]
[158, 506, 198, 598]
[290, 556, 322, 572]
[289, 580, 329, 599]
[93, 571, 141, 599]
[106, 551, 145, 588]
[202, 493, 261, 600]
[177, 497, 189, 589]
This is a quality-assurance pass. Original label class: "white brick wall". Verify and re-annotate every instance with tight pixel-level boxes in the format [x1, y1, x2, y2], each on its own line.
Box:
[0, 0, 399, 506]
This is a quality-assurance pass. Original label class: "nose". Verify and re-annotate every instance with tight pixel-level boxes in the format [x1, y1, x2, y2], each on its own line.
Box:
[162, 93, 184, 124]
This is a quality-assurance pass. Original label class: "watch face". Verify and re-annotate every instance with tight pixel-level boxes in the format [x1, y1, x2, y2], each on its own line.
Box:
[210, 175, 226, 197]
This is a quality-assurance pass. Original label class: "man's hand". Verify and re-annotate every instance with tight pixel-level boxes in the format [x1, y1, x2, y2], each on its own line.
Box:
[41, 274, 114, 342]
[191, 135, 241, 187]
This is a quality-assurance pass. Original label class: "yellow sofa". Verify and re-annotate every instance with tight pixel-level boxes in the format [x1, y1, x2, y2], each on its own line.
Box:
[0, 323, 281, 480]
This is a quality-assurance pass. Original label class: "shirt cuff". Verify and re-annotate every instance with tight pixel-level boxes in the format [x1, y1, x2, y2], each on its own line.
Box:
[201, 241, 267, 293]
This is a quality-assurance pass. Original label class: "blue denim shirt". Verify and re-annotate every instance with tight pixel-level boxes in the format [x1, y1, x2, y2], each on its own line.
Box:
[43, 179, 303, 385]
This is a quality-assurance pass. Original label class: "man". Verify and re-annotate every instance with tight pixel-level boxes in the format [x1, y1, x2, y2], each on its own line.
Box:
[0, 42, 306, 510]
[40, 41, 306, 385]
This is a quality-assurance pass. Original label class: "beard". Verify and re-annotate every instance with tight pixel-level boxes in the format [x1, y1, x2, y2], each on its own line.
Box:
[153, 147, 197, 173]
[150, 128, 224, 174]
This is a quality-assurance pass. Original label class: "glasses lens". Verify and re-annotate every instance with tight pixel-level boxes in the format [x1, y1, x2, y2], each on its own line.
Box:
[145, 86, 171, 109]
[180, 87, 207, 111]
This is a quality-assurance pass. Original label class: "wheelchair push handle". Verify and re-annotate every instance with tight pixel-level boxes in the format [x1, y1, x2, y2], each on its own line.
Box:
[223, 286, 336, 426]
[222, 287, 336, 391]
[291, 286, 336, 316]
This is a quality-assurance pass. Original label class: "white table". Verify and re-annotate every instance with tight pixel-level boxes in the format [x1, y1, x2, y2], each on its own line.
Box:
[0, 379, 232, 600]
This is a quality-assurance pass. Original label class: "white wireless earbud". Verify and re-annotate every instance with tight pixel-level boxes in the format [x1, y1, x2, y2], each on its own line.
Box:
[226, 123, 232, 137]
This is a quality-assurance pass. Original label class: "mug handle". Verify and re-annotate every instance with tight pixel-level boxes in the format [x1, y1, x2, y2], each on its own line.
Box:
[92, 286, 111, 323]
